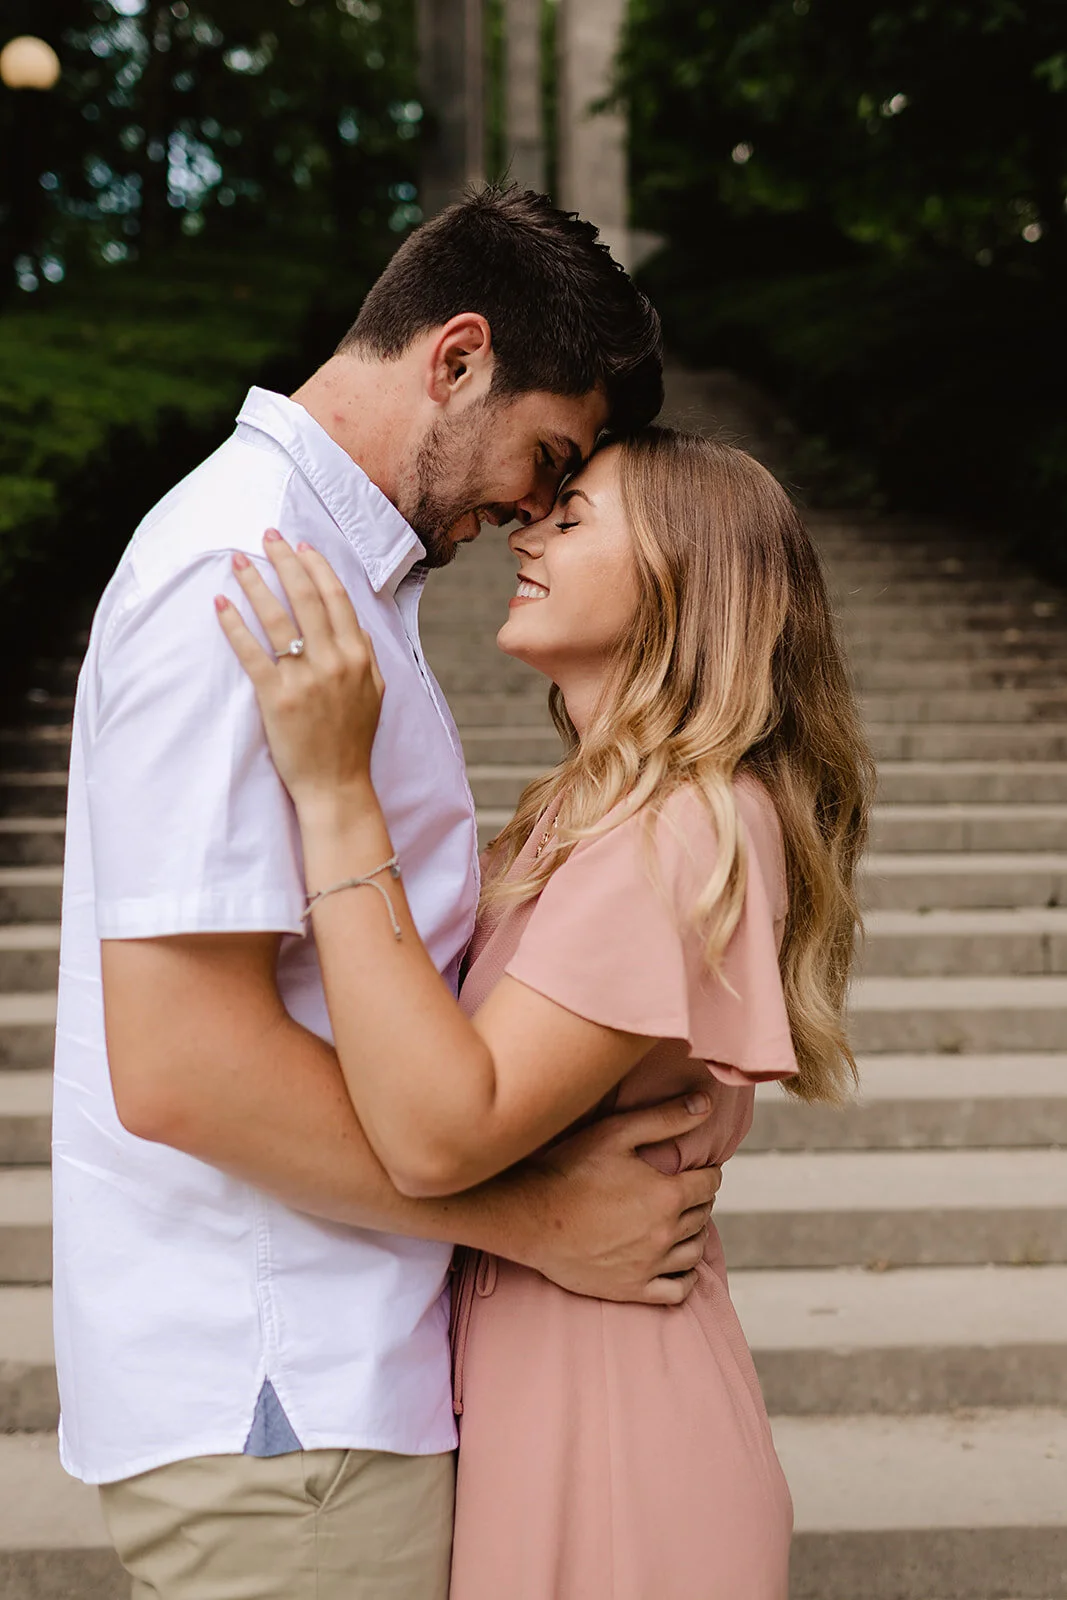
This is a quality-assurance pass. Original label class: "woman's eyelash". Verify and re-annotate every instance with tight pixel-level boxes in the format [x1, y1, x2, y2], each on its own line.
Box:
[555, 519, 579, 532]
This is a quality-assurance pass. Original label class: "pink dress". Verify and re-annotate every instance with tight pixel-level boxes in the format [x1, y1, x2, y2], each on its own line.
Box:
[449, 782, 796, 1599]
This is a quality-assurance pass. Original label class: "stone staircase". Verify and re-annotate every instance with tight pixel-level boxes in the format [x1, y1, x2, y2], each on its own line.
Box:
[2, 379, 1067, 1596]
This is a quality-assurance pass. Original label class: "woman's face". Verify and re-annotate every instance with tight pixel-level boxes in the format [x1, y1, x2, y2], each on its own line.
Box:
[496, 446, 641, 696]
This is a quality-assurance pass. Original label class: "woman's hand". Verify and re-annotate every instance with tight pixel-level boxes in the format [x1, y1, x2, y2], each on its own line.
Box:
[215, 529, 385, 813]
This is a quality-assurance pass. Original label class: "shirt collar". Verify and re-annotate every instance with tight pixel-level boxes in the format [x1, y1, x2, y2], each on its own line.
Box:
[236, 387, 426, 595]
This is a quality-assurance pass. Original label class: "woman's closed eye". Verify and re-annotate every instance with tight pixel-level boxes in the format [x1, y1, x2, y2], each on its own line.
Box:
[554, 519, 579, 532]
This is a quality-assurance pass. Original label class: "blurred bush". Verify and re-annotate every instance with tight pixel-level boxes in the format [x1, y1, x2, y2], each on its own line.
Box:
[618, 0, 1067, 578]
[0, 0, 419, 665]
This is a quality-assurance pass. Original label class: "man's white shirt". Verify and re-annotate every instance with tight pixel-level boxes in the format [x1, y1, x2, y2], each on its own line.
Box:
[53, 387, 480, 1484]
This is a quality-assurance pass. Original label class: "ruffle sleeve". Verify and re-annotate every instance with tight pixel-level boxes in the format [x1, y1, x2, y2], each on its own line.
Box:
[505, 783, 798, 1085]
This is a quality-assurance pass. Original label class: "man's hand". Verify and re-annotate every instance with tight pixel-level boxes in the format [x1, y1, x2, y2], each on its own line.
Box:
[503, 1095, 722, 1306]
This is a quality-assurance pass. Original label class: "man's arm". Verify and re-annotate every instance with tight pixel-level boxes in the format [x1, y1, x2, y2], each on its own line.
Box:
[102, 932, 720, 1305]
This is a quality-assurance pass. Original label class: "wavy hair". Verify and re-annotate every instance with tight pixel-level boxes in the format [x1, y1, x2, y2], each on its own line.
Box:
[483, 428, 875, 1104]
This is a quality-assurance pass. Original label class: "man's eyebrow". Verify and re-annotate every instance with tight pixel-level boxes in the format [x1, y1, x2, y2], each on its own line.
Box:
[559, 487, 592, 507]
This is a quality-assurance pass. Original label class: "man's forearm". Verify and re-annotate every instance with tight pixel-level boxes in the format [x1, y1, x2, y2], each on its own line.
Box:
[160, 1008, 544, 1261]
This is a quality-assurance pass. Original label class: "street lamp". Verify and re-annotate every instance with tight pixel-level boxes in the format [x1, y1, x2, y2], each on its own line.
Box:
[0, 37, 61, 92]
[1, 36, 61, 296]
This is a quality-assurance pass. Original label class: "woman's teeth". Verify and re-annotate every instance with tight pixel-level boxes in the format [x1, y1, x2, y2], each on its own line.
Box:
[516, 580, 548, 600]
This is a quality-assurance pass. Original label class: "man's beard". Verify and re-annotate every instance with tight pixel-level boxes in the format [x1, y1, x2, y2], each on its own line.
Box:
[405, 400, 498, 569]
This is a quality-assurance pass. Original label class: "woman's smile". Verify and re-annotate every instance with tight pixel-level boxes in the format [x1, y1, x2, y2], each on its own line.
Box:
[511, 575, 550, 606]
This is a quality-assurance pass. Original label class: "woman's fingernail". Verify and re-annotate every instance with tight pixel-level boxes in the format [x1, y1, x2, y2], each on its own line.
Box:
[214, 595, 229, 613]
[232, 552, 250, 571]
[297, 541, 312, 553]
[264, 528, 282, 543]
[685, 1093, 710, 1115]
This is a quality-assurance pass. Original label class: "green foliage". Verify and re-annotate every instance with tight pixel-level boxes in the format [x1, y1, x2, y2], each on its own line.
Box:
[0, 241, 336, 614]
[617, 0, 1067, 575]
[1, 0, 421, 291]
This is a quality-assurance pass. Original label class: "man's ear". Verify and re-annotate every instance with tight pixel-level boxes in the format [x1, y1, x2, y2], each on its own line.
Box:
[425, 313, 493, 405]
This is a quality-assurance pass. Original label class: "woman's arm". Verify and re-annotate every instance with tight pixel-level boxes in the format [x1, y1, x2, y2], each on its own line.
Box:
[297, 783, 656, 1195]
[216, 534, 661, 1196]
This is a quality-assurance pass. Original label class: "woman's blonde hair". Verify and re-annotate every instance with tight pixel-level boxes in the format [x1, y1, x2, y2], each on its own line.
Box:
[484, 427, 875, 1105]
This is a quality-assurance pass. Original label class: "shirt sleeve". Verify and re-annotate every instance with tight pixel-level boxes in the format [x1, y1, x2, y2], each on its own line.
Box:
[505, 790, 798, 1085]
[87, 551, 307, 939]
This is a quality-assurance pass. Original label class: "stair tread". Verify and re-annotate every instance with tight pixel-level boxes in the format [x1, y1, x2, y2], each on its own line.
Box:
[0, 866, 64, 885]
[853, 974, 1067, 1007]
[777, 1408, 1067, 1532]
[0, 992, 57, 1024]
[0, 1285, 52, 1362]
[0, 924, 61, 950]
[0, 1433, 110, 1549]
[764, 1054, 1067, 1101]
[719, 1147, 1067, 1211]
[732, 1264, 1067, 1351]
[0, 1069, 51, 1113]
[0, 1168, 51, 1225]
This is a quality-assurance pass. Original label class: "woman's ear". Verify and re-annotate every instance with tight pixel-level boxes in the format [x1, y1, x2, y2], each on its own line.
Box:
[425, 313, 493, 405]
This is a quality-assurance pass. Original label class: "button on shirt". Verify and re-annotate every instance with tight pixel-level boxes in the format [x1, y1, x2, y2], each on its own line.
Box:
[52, 388, 480, 1485]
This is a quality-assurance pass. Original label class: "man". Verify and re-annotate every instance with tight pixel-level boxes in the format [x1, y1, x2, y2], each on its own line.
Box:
[53, 187, 720, 1599]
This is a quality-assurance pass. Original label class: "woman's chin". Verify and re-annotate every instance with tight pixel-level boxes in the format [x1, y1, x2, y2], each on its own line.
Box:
[496, 619, 551, 675]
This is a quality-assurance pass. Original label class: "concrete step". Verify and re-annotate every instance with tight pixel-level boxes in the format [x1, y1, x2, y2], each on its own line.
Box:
[461, 727, 562, 767]
[442, 695, 552, 729]
[839, 599, 1064, 627]
[877, 762, 1067, 804]
[870, 805, 1067, 853]
[781, 1407, 1067, 1599]
[0, 869, 63, 924]
[0, 776, 68, 820]
[0, 1433, 126, 1600]
[851, 975, 1067, 1054]
[715, 1147, 1067, 1268]
[749, 1056, 1067, 1151]
[0, 993, 56, 1071]
[0, 1169, 51, 1284]
[868, 724, 1067, 761]
[845, 630, 1067, 663]
[0, 927, 60, 991]
[861, 853, 1067, 911]
[862, 909, 1067, 977]
[0, 821, 65, 868]
[853, 658, 1067, 692]
[0, 1072, 50, 1164]
[862, 692, 1067, 726]
[0, 728, 71, 773]
[0, 1287, 56, 1430]
[735, 1264, 1067, 1415]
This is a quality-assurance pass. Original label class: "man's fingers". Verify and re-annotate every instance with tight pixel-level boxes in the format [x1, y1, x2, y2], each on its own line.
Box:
[676, 1202, 713, 1243]
[214, 595, 277, 688]
[605, 1090, 713, 1153]
[642, 1270, 698, 1307]
[676, 1165, 722, 1213]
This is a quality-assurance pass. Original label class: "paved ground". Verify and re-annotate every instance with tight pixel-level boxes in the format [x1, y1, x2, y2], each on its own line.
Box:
[1, 369, 1066, 1597]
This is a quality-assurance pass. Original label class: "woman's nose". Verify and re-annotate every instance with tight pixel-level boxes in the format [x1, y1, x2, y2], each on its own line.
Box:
[508, 520, 547, 559]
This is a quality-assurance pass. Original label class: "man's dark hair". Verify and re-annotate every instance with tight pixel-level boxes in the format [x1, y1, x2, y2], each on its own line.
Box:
[338, 186, 663, 434]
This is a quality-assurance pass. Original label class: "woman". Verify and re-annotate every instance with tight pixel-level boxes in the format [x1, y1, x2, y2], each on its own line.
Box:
[216, 427, 874, 1598]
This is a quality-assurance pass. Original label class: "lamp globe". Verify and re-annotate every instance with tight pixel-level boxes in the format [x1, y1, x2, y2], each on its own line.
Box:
[0, 36, 61, 91]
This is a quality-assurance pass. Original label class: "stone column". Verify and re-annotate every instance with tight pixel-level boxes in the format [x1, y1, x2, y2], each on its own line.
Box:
[556, 0, 629, 267]
[504, 0, 545, 192]
[417, 0, 486, 220]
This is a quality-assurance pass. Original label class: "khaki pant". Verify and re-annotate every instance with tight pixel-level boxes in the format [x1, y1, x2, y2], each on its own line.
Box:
[99, 1447, 455, 1600]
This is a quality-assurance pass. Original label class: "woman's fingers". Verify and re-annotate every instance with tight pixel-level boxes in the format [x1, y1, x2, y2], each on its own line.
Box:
[229, 551, 306, 658]
[295, 542, 364, 642]
[255, 530, 332, 654]
[214, 594, 276, 687]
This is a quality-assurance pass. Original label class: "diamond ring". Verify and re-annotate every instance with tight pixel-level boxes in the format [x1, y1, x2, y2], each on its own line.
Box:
[276, 637, 305, 660]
